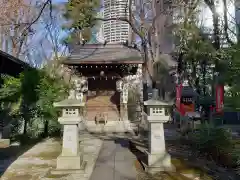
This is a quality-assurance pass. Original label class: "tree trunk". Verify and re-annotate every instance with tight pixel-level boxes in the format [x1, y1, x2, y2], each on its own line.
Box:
[142, 41, 150, 101]
[43, 119, 49, 137]
[143, 66, 149, 101]
[23, 119, 27, 135]
[202, 60, 207, 96]
[212, 11, 220, 50]
[22, 106, 29, 135]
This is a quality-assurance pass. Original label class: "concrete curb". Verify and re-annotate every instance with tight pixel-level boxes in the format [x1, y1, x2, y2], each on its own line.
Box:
[83, 137, 103, 180]
[41, 134, 103, 180]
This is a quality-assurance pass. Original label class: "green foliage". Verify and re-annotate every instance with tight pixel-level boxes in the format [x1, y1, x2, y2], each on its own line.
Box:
[222, 44, 240, 110]
[64, 0, 100, 30]
[188, 123, 238, 167]
[36, 70, 67, 118]
[21, 69, 41, 105]
[63, 0, 101, 45]
[190, 123, 232, 152]
[62, 28, 93, 45]
[0, 68, 69, 139]
[224, 44, 240, 85]
[0, 75, 21, 103]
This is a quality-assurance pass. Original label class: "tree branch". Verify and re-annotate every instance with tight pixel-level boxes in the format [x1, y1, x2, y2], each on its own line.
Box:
[223, 0, 234, 45]
[21, 0, 52, 38]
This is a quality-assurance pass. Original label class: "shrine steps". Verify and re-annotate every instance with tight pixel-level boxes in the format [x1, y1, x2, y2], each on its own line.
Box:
[86, 110, 120, 122]
[86, 95, 120, 121]
[81, 120, 137, 134]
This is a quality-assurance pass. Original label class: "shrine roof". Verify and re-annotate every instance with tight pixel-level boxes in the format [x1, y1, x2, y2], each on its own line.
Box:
[144, 99, 173, 106]
[181, 86, 199, 97]
[63, 43, 143, 64]
[53, 99, 85, 108]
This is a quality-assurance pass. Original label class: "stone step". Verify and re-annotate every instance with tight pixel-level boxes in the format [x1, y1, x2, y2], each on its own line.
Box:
[86, 95, 120, 121]
[86, 96, 119, 110]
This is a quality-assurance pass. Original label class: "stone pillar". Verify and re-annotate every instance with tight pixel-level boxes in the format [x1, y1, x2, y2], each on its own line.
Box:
[53, 97, 85, 171]
[152, 88, 159, 100]
[61, 123, 80, 157]
[122, 83, 128, 121]
[144, 89, 174, 174]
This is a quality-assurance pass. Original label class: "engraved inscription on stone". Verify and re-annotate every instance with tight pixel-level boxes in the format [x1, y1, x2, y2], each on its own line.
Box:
[154, 134, 161, 139]
[65, 126, 72, 142]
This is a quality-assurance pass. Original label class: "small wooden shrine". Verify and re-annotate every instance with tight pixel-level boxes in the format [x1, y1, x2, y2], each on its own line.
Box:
[63, 43, 143, 122]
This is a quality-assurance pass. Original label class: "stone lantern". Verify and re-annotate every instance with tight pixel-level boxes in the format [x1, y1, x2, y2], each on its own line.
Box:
[143, 89, 174, 174]
[53, 96, 85, 171]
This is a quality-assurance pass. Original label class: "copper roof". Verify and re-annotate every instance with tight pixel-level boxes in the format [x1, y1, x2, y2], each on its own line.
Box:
[0, 50, 31, 76]
[181, 86, 199, 97]
[0, 49, 30, 67]
[63, 43, 143, 64]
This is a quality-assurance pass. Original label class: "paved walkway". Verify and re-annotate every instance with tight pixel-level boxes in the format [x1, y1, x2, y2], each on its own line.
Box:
[90, 140, 137, 180]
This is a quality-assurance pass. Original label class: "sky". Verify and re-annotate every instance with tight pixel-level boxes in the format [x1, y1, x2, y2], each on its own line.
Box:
[27, 0, 237, 67]
[199, 0, 235, 29]
[24, 0, 69, 67]
[54, 0, 67, 3]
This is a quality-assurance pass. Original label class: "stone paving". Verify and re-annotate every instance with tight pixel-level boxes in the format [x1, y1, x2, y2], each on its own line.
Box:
[0, 138, 61, 180]
[0, 133, 103, 180]
[90, 140, 137, 180]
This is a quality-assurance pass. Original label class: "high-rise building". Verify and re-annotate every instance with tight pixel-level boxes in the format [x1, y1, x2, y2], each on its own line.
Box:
[103, 0, 131, 43]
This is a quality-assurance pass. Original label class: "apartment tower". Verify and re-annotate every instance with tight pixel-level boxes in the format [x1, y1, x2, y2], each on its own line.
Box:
[103, 0, 132, 43]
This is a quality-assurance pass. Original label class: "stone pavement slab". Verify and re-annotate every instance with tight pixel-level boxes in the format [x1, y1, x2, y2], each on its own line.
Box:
[90, 140, 137, 180]
[1, 133, 103, 180]
[48, 133, 103, 180]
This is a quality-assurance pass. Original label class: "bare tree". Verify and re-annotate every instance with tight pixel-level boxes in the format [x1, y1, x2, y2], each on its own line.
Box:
[94, 0, 199, 100]
[0, 0, 53, 58]
[39, 3, 70, 79]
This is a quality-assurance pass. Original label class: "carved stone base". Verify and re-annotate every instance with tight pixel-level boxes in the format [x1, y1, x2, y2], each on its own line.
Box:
[56, 154, 83, 170]
[144, 151, 175, 174]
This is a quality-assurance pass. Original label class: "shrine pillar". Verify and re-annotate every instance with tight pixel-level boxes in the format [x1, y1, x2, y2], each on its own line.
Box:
[116, 80, 129, 121]
[122, 83, 129, 121]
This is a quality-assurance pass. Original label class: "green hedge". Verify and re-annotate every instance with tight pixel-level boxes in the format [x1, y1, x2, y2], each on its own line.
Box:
[0, 68, 69, 140]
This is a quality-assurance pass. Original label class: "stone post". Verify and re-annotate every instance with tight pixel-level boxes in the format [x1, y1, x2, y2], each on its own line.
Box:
[144, 89, 174, 174]
[122, 83, 129, 121]
[53, 97, 85, 171]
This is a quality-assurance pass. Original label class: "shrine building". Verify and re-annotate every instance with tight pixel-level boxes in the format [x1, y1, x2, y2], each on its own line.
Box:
[63, 43, 143, 129]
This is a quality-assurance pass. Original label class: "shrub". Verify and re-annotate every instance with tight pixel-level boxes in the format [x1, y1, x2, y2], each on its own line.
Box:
[188, 123, 235, 166]
[237, 160, 240, 175]
[128, 87, 141, 122]
[0, 68, 69, 140]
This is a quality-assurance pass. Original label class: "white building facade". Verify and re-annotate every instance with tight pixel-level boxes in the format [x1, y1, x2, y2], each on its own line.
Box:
[103, 0, 132, 43]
